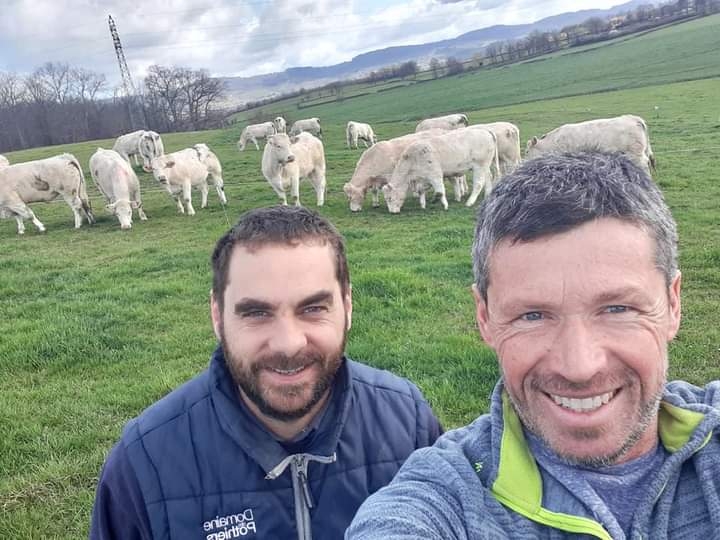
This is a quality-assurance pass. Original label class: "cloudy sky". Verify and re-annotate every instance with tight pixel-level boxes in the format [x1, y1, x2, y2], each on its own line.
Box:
[0, 0, 625, 87]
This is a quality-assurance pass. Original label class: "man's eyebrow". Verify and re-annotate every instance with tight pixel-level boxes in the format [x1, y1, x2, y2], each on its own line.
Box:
[299, 291, 334, 307]
[234, 299, 275, 314]
[593, 286, 647, 304]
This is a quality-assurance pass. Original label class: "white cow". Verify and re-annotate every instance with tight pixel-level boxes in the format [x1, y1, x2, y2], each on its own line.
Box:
[0, 153, 95, 234]
[383, 128, 498, 213]
[112, 130, 164, 170]
[237, 122, 276, 151]
[149, 147, 226, 215]
[261, 133, 326, 207]
[343, 129, 456, 212]
[289, 117, 322, 138]
[273, 116, 287, 134]
[415, 113, 469, 133]
[346, 121, 377, 149]
[470, 122, 522, 175]
[0, 155, 9, 167]
[89, 148, 147, 229]
[526, 114, 655, 175]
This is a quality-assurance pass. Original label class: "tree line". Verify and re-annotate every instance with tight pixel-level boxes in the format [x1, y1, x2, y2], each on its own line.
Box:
[0, 63, 226, 153]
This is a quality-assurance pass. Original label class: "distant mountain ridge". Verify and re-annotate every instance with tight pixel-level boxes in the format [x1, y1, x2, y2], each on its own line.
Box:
[221, 0, 650, 104]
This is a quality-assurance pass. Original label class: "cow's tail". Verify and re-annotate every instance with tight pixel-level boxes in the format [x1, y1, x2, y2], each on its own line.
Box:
[638, 117, 657, 174]
[68, 154, 95, 224]
[346, 123, 351, 148]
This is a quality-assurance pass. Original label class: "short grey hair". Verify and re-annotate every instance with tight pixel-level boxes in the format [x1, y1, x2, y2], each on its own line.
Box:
[472, 151, 678, 300]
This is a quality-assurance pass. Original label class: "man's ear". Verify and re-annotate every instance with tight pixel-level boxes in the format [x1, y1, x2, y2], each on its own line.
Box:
[666, 271, 682, 341]
[472, 283, 495, 347]
[344, 284, 353, 331]
[210, 290, 223, 341]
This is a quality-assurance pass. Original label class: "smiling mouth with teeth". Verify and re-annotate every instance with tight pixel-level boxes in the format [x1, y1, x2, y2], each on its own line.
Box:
[271, 366, 307, 375]
[549, 391, 616, 413]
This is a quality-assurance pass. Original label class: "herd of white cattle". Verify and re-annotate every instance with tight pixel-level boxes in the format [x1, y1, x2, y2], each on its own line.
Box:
[0, 113, 655, 234]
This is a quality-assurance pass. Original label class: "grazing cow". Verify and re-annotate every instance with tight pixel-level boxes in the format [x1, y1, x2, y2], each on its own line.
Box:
[0, 155, 9, 167]
[0, 153, 95, 234]
[89, 148, 148, 229]
[382, 128, 498, 213]
[149, 147, 226, 215]
[113, 130, 164, 170]
[273, 116, 287, 134]
[342, 130, 447, 212]
[237, 122, 276, 151]
[469, 122, 521, 175]
[526, 114, 655, 175]
[415, 113, 469, 133]
[261, 133, 326, 206]
[289, 117, 322, 138]
[346, 121, 377, 149]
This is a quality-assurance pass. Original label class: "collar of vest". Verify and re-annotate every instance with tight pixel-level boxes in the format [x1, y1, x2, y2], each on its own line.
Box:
[208, 346, 351, 476]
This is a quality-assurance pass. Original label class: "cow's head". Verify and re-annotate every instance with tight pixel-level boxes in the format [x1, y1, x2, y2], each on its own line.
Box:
[525, 136, 543, 159]
[343, 182, 366, 212]
[106, 199, 133, 229]
[150, 156, 174, 184]
[382, 184, 405, 214]
[267, 134, 295, 165]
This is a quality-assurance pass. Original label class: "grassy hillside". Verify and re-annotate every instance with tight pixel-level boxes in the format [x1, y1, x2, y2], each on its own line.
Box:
[233, 14, 720, 126]
[1, 29, 719, 540]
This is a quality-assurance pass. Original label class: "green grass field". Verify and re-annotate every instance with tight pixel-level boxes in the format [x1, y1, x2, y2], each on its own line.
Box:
[1, 14, 719, 538]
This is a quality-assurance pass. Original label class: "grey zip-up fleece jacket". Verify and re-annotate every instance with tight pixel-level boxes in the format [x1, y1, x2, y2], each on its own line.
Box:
[347, 379, 720, 539]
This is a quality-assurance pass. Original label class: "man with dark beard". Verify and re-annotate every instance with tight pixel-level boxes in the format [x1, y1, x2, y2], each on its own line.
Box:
[347, 152, 720, 539]
[90, 206, 442, 540]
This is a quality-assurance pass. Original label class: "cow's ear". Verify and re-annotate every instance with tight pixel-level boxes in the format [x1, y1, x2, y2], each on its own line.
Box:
[290, 136, 299, 144]
[166, 160, 175, 168]
[130, 201, 140, 209]
[531, 136, 538, 146]
[343, 183, 355, 197]
[106, 202, 116, 212]
[381, 184, 392, 195]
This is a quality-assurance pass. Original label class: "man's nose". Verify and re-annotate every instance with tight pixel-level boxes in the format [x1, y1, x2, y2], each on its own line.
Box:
[553, 316, 607, 382]
[267, 316, 307, 357]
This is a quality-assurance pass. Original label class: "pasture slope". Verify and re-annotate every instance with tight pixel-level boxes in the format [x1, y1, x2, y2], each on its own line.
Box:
[1, 17, 719, 539]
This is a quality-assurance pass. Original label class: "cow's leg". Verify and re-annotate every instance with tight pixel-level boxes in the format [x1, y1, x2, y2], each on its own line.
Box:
[183, 183, 196, 215]
[312, 172, 326, 207]
[291, 175, 301, 207]
[175, 194, 186, 214]
[14, 215, 26, 235]
[136, 204, 148, 221]
[199, 183, 209, 209]
[429, 175, 448, 210]
[268, 179, 287, 205]
[465, 167, 487, 207]
[133, 154, 139, 166]
[5, 201, 46, 233]
[482, 165, 494, 198]
[371, 186, 380, 207]
[253, 138, 260, 151]
[419, 190, 427, 209]
[62, 193, 85, 228]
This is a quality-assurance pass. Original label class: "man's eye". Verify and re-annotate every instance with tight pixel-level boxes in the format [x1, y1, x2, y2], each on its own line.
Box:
[243, 310, 269, 318]
[520, 312, 543, 322]
[605, 305, 629, 314]
[303, 305, 327, 314]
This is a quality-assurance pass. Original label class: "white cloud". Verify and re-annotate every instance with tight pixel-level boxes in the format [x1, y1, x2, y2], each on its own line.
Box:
[0, 0, 630, 86]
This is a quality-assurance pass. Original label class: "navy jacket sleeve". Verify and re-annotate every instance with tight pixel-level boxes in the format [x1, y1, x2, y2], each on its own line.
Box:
[412, 384, 443, 447]
[89, 442, 153, 540]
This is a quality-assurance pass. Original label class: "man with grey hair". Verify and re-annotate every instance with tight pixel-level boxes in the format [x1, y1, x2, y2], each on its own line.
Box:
[347, 152, 720, 539]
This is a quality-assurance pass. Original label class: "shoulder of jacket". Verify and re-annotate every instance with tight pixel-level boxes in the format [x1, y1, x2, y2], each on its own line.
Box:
[346, 359, 423, 401]
[122, 370, 212, 444]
